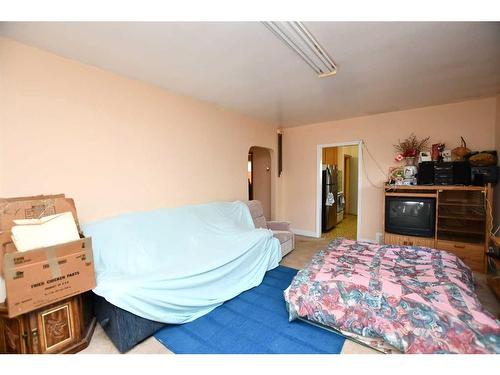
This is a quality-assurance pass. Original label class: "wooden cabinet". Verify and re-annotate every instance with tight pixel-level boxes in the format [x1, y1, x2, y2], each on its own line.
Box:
[322, 147, 338, 166]
[435, 240, 484, 272]
[437, 189, 486, 244]
[384, 185, 491, 273]
[435, 188, 487, 272]
[409, 236, 435, 248]
[0, 294, 95, 354]
[0, 313, 28, 353]
[384, 233, 435, 248]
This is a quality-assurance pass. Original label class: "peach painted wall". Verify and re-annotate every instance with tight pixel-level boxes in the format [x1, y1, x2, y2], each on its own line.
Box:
[0, 37, 279, 223]
[280, 98, 497, 240]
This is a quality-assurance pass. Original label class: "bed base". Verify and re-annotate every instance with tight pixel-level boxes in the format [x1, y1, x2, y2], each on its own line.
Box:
[92, 293, 166, 353]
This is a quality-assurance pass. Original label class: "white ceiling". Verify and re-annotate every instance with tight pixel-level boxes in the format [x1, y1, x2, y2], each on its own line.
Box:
[1, 22, 499, 127]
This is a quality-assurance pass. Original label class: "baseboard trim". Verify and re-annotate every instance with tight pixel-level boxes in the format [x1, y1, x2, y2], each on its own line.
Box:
[291, 228, 320, 238]
[358, 237, 377, 244]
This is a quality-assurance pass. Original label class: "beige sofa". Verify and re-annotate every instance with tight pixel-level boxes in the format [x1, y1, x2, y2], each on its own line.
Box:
[243, 200, 295, 257]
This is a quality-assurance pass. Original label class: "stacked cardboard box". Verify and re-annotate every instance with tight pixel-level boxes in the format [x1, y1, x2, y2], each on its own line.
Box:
[0, 195, 96, 318]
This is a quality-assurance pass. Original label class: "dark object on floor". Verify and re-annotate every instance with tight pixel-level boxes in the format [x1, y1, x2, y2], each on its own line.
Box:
[92, 293, 165, 353]
[154, 266, 345, 354]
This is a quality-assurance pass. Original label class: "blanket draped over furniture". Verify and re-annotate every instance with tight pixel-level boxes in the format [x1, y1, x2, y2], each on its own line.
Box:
[284, 238, 500, 354]
[83, 201, 281, 324]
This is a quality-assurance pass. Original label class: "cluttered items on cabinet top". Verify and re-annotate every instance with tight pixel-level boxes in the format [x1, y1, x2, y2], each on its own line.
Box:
[0, 194, 96, 318]
[389, 135, 499, 187]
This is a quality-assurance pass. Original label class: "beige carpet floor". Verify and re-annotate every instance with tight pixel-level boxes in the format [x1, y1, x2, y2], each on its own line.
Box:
[81, 234, 500, 354]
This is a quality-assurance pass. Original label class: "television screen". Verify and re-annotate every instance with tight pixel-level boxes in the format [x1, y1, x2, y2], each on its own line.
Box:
[385, 196, 436, 238]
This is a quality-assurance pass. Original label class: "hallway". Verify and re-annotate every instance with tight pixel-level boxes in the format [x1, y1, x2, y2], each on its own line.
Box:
[322, 214, 357, 241]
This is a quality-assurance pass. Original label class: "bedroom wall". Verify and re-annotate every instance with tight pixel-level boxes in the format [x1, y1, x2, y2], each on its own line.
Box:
[0, 37, 279, 223]
[279, 97, 497, 240]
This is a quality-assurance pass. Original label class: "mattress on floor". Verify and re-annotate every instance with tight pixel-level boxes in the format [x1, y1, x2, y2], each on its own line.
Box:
[92, 292, 166, 353]
[284, 238, 500, 354]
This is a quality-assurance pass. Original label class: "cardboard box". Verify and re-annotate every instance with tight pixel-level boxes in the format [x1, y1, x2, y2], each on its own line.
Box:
[0, 194, 80, 232]
[3, 237, 95, 317]
[0, 194, 81, 276]
[0, 195, 95, 318]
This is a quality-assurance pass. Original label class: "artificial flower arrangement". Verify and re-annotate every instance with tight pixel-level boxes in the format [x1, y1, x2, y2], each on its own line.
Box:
[394, 133, 430, 163]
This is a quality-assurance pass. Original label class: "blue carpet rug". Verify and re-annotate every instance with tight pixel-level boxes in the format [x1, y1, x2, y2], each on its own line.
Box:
[154, 266, 345, 354]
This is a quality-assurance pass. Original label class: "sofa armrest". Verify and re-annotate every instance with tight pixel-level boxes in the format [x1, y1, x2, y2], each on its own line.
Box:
[267, 221, 291, 231]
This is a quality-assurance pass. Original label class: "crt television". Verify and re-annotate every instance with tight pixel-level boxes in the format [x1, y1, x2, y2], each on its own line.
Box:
[385, 196, 436, 238]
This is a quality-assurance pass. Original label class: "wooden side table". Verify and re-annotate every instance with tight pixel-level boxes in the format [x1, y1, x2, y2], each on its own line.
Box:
[0, 293, 96, 354]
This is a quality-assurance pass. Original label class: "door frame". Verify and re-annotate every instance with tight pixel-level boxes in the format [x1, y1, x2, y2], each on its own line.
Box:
[316, 141, 363, 239]
[343, 154, 351, 213]
[248, 151, 254, 200]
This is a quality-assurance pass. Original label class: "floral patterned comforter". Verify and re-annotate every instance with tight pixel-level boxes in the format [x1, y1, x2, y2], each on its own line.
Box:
[284, 238, 500, 354]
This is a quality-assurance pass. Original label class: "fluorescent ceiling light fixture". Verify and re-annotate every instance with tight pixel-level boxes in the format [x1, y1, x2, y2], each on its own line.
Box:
[263, 21, 337, 78]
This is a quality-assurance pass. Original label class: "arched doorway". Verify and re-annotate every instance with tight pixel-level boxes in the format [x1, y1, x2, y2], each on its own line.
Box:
[248, 146, 272, 220]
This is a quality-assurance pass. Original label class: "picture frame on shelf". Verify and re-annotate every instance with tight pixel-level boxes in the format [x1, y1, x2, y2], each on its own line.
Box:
[388, 166, 404, 185]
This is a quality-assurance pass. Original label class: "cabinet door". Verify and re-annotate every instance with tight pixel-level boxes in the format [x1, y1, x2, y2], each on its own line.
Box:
[330, 148, 338, 166]
[385, 233, 434, 248]
[0, 316, 28, 353]
[408, 236, 435, 248]
[384, 233, 408, 246]
[437, 190, 486, 244]
[33, 298, 81, 354]
[436, 240, 485, 272]
[322, 148, 338, 166]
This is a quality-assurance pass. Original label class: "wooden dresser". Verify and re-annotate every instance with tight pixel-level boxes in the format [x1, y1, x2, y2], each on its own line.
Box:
[384, 184, 492, 273]
[0, 293, 95, 354]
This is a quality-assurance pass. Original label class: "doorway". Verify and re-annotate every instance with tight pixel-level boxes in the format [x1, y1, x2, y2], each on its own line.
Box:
[248, 146, 272, 220]
[344, 154, 352, 214]
[317, 142, 362, 239]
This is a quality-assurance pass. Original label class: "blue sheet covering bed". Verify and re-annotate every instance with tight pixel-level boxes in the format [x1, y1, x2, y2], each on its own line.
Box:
[82, 201, 281, 324]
